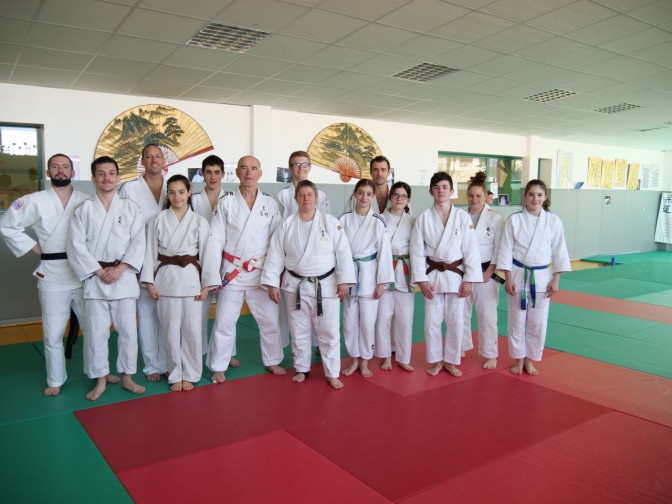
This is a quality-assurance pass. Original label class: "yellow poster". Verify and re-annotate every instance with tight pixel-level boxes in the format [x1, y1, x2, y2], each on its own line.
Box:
[627, 163, 640, 190]
[587, 157, 602, 188]
[613, 159, 627, 189]
[601, 159, 614, 190]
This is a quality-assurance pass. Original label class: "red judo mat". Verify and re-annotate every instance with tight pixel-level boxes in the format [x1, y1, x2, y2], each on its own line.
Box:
[401, 411, 672, 504]
[553, 290, 672, 324]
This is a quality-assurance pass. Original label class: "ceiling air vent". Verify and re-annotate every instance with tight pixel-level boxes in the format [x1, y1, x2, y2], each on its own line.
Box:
[594, 103, 641, 114]
[393, 63, 460, 83]
[523, 89, 576, 103]
[187, 22, 270, 53]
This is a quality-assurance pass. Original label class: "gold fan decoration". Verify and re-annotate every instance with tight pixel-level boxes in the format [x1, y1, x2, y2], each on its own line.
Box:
[94, 104, 214, 183]
[307, 123, 381, 182]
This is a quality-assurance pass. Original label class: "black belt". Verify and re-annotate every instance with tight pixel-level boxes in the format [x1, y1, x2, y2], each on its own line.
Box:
[287, 267, 335, 316]
[482, 260, 505, 285]
[40, 252, 67, 260]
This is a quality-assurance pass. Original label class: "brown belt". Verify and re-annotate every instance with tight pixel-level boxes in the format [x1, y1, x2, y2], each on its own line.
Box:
[425, 257, 464, 277]
[155, 253, 201, 276]
[98, 259, 121, 268]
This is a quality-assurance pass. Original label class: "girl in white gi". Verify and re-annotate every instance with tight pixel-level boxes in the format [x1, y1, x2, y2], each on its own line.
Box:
[461, 172, 504, 369]
[141, 175, 221, 392]
[374, 182, 416, 372]
[262, 180, 356, 389]
[497, 179, 571, 375]
[410, 172, 482, 377]
[339, 179, 394, 378]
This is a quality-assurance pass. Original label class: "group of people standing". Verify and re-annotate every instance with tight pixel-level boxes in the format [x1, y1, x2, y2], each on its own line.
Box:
[0, 146, 570, 398]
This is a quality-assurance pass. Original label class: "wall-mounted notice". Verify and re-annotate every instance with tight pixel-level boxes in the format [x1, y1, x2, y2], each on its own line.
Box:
[613, 159, 627, 189]
[555, 150, 573, 188]
[654, 192, 672, 244]
[587, 157, 602, 189]
[642, 164, 661, 190]
[627, 163, 640, 190]
[601, 159, 614, 190]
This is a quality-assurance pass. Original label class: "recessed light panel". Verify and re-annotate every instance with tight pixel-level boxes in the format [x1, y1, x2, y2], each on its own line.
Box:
[187, 23, 270, 53]
[393, 63, 460, 83]
[594, 103, 641, 114]
[523, 89, 576, 103]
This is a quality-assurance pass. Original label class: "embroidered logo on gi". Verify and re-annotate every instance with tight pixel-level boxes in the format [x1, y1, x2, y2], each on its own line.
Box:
[337, 224, 342, 231]
[11, 199, 23, 210]
[320, 229, 329, 240]
[468, 224, 474, 230]
[486, 226, 492, 237]
[260, 205, 269, 218]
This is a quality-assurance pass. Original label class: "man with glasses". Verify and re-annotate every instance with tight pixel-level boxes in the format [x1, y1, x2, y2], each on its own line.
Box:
[275, 151, 330, 218]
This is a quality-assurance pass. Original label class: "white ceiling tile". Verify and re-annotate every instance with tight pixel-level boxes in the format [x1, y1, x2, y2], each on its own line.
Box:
[144, 65, 214, 85]
[251, 78, 307, 94]
[514, 37, 589, 61]
[337, 24, 416, 53]
[86, 56, 155, 78]
[482, 0, 577, 23]
[302, 46, 373, 70]
[247, 34, 326, 60]
[318, 0, 412, 21]
[586, 56, 669, 80]
[552, 47, 621, 70]
[280, 9, 368, 43]
[226, 90, 283, 106]
[377, 0, 470, 32]
[503, 63, 570, 85]
[468, 55, 534, 76]
[347, 55, 420, 77]
[201, 72, 264, 89]
[401, 100, 454, 113]
[371, 95, 420, 108]
[163, 46, 240, 71]
[593, 83, 672, 106]
[220, 55, 294, 77]
[494, 82, 559, 99]
[385, 35, 463, 60]
[37, 0, 130, 32]
[372, 109, 424, 121]
[600, 28, 672, 55]
[630, 41, 672, 68]
[433, 45, 502, 69]
[139, 0, 232, 19]
[314, 71, 381, 89]
[430, 71, 491, 89]
[129, 80, 192, 97]
[11, 66, 79, 87]
[565, 15, 651, 45]
[335, 90, 385, 105]
[430, 11, 516, 44]
[477, 25, 554, 53]
[118, 9, 206, 44]
[0, 1, 41, 20]
[467, 77, 521, 95]
[292, 85, 349, 99]
[632, 71, 672, 93]
[0, 43, 21, 64]
[19, 47, 93, 71]
[273, 64, 340, 83]
[357, 77, 419, 94]
[0, 64, 13, 81]
[271, 95, 323, 111]
[178, 86, 239, 102]
[628, 0, 672, 25]
[564, 77, 621, 93]
[100, 35, 178, 63]
[214, 0, 310, 32]
[526, 0, 616, 35]
[0, 18, 29, 44]
[305, 101, 388, 117]
[24, 24, 110, 52]
[72, 73, 136, 93]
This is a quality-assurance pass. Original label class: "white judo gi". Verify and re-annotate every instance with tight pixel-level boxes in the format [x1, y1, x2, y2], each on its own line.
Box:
[275, 185, 330, 218]
[410, 206, 482, 365]
[0, 187, 89, 388]
[141, 208, 221, 384]
[339, 209, 394, 361]
[207, 189, 283, 373]
[375, 210, 416, 365]
[119, 176, 167, 376]
[261, 211, 356, 378]
[461, 207, 504, 359]
[67, 194, 145, 379]
[191, 188, 227, 354]
[497, 209, 571, 361]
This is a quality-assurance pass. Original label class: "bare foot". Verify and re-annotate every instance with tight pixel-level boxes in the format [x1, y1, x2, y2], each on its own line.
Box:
[170, 382, 183, 392]
[122, 375, 145, 394]
[341, 358, 359, 376]
[105, 374, 120, 384]
[211, 371, 226, 384]
[229, 357, 241, 368]
[482, 358, 497, 370]
[292, 372, 306, 383]
[381, 357, 393, 371]
[524, 358, 539, 376]
[426, 362, 442, 376]
[444, 363, 462, 377]
[359, 360, 373, 378]
[266, 364, 287, 375]
[146, 373, 161, 382]
[44, 386, 61, 396]
[461, 351, 466, 358]
[86, 377, 106, 401]
[398, 362, 415, 372]
[510, 359, 524, 375]
[327, 377, 344, 389]
[182, 381, 194, 391]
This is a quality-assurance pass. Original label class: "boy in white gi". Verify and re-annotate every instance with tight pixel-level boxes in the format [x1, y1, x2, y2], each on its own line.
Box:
[410, 172, 482, 377]
[497, 179, 570, 375]
[68, 156, 146, 401]
[119, 144, 167, 381]
[263, 180, 356, 389]
[0, 154, 89, 396]
[275, 150, 330, 218]
[207, 155, 285, 383]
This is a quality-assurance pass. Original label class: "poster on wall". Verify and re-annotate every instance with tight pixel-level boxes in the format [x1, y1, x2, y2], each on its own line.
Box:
[586, 157, 602, 189]
[555, 150, 573, 189]
[650, 164, 661, 190]
[601, 159, 614, 190]
[642, 164, 661, 190]
[654, 192, 672, 244]
[627, 163, 640, 190]
[613, 159, 627, 189]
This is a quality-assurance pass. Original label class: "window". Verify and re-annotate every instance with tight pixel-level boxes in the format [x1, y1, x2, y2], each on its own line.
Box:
[437, 152, 523, 206]
[0, 125, 42, 211]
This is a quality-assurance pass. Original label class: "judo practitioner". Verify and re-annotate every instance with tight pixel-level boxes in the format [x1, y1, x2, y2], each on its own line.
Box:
[374, 181, 416, 372]
[141, 175, 221, 391]
[275, 150, 330, 218]
[339, 179, 394, 378]
[67, 156, 146, 401]
[191, 155, 239, 366]
[410, 172, 482, 377]
[0, 153, 89, 396]
[119, 143, 167, 381]
[207, 155, 285, 383]
[461, 172, 504, 369]
[262, 180, 356, 389]
[345, 155, 394, 213]
[497, 179, 571, 375]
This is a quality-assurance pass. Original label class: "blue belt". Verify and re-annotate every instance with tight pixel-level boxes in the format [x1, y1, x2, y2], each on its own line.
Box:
[512, 258, 549, 310]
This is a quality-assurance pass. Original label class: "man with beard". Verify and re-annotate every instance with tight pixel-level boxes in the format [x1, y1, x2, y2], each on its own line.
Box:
[0, 154, 90, 396]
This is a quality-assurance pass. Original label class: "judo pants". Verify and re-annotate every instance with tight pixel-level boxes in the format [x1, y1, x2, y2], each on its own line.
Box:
[208, 286, 283, 372]
[375, 290, 415, 365]
[424, 292, 465, 365]
[84, 298, 138, 379]
[461, 280, 499, 358]
[283, 292, 341, 379]
[199, 291, 236, 357]
[38, 288, 84, 388]
[507, 291, 550, 361]
[158, 295, 203, 384]
[137, 286, 166, 376]
[343, 295, 379, 360]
